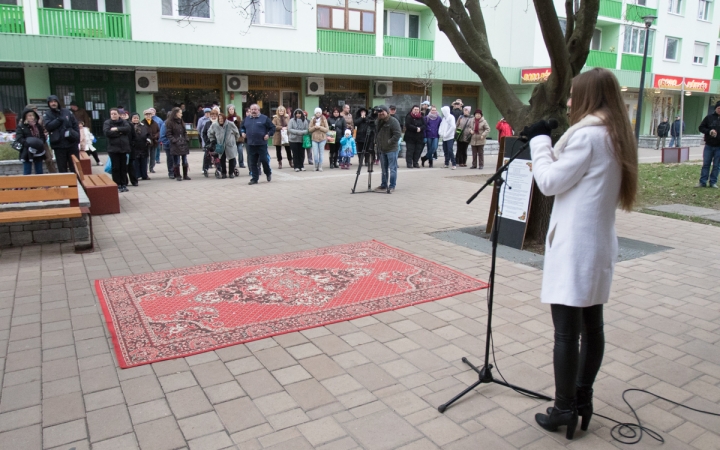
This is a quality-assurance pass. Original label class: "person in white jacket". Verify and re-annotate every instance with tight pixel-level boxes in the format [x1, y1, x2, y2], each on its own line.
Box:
[438, 106, 457, 169]
[525, 67, 638, 440]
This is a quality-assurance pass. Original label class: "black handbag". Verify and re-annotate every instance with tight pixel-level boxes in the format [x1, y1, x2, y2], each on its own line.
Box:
[12, 140, 23, 151]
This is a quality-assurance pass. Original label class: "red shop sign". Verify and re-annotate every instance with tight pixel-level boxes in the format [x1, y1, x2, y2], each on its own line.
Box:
[653, 74, 710, 92]
[521, 68, 552, 84]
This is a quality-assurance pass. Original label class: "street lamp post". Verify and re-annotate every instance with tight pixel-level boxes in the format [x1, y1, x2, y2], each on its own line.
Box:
[634, 15, 657, 142]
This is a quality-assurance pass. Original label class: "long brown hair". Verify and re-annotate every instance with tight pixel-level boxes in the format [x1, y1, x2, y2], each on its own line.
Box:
[569, 68, 637, 211]
[166, 107, 182, 124]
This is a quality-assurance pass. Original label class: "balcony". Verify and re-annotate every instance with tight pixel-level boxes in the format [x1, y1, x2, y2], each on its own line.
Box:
[621, 53, 652, 71]
[626, 4, 657, 24]
[383, 36, 433, 60]
[38, 8, 131, 40]
[0, 5, 25, 34]
[317, 30, 375, 55]
[714, 66, 720, 80]
[586, 50, 616, 69]
[599, 0, 622, 19]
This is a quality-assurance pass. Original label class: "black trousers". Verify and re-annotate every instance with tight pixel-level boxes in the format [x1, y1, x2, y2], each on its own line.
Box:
[54, 147, 80, 173]
[329, 141, 341, 165]
[405, 141, 424, 167]
[290, 142, 305, 169]
[247, 145, 271, 182]
[108, 152, 128, 187]
[275, 145, 292, 163]
[219, 153, 236, 175]
[127, 154, 138, 185]
[456, 141, 469, 165]
[551, 304, 605, 410]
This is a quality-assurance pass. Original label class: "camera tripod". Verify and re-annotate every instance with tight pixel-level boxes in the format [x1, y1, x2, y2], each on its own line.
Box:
[351, 121, 388, 194]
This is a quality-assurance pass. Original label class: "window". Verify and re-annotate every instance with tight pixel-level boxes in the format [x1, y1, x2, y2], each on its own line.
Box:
[698, 0, 712, 20]
[383, 11, 420, 38]
[252, 0, 292, 26]
[623, 26, 654, 55]
[317, 5, 374, 33]
[162, 0, 210, 18]
[71, 0, 97, 10]
[43, 0, 63, 7]
[694, 42, 708, 64]
[105, 0, 123, 13]
[715, 42, 720, 66]
[665, 37, 680, 60]
[591, 28, 601, 50]
[668, 0, 683, 13]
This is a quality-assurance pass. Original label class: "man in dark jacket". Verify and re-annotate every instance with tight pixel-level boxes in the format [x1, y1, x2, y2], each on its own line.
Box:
[241, 104, 276, 185]
[70, 101, 91, 127]
[669, 115, 685, 147]
[374, 105, 402, 193]
[451, 99, 464, 121]
[656, 117, 669, 150]
[43, 95, 80, 173]
[697, 102, 720, 188]
[103, 108, 132, 192]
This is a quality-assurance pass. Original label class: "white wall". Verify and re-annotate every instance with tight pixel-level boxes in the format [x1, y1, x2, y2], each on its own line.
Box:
[128, 0, 316, 52]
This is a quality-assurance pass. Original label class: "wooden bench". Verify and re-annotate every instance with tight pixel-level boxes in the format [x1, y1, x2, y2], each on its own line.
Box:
[0, 174, 93, 252]
[72, 155, 120, 215]
[79, 151, 92, 175]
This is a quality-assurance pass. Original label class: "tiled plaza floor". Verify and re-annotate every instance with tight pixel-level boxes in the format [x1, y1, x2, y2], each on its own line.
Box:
[1, 151, 719, 450]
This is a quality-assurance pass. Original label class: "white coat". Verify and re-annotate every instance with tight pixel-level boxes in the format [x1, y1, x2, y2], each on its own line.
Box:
[438, 106, 456, 141]
[530, 122, 622, 308]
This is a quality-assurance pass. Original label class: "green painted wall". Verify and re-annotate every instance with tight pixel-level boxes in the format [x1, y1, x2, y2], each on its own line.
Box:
[23, 66, 51, 102]
[600, 24, 621, 53]
[430, 82, 442, 108]
[420, 11, 436, 41]
[135, 93, 154, 114]
[683, 95, 705, 134]
[305, 96, 319, 112]
[481, 86, 502, 139]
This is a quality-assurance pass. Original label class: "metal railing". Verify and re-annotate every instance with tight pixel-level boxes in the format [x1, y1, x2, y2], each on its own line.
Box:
[383, 36, 433, 60]
[0, 5, 25, 34]
[626, 4, 657, 24]
[38, 8, 131, 40]
[586, 50, 617, 69]
[317, 29, 375, 55]
[621, 53, 652, 71]
[599, 0, 622, 19]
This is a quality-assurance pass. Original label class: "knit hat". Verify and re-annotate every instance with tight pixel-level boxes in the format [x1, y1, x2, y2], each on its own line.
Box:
[475, 109, 483, 115]
[143, 109, 153, 115]
[376, 105, 389, 113]
[344, 129, 352, 137]
[314, 107, 322, 114]
[203, 108, 211, 113]
[421, 101, 430, 106]
[715, 101, 720, 109]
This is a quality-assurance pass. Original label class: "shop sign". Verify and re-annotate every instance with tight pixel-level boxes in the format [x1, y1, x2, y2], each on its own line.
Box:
[521, 68, 552, 84]
[653, 74, 710, 92]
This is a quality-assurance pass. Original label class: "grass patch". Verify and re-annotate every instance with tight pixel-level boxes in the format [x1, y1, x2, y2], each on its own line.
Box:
[0, 143, 18, 161]
[639, 208, 720, 227]
[637, 162, 719, 210]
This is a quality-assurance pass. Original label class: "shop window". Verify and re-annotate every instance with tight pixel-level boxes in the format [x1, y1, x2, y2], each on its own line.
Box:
[693, 42, 708, 64]
[317, 2, 375, 33]
[698, 0, 712, 20]
[623, 26, 654, 55]
[162, 0, 211, 18]
[668, 0, 683, 14]
[384, 11, 420, 38]
[252, 0, 293, 27]
[71, 0, 97, 11]
[665, 37, 680, 61]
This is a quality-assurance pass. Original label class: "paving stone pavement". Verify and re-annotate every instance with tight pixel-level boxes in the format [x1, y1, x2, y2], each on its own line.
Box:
[1, 151, 719, 450]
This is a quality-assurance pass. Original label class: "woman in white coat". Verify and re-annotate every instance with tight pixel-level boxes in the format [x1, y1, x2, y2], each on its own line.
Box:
[438, 106, 457, 169]
[525, 68, 638, 440]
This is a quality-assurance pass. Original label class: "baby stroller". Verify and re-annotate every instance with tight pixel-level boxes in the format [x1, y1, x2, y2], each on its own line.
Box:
[202, 142, 222, 178]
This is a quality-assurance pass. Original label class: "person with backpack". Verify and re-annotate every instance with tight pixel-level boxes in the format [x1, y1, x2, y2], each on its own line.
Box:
[655, 117, 670, 150]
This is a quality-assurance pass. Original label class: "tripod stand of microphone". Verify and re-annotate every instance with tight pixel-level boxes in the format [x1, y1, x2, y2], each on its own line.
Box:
[352, 117, 387, 194]
[438, 137, 552, 413]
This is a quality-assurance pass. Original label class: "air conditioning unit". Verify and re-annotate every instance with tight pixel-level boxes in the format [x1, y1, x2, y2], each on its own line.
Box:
[135, 71, 158, 92]
[375, 81, 393, 97]
[227, 75, 248, 92]
[307, 77, 325, 96]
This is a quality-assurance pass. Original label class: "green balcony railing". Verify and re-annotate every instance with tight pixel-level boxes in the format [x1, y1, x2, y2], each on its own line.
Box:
[38, 8, 131, 40]
[383, 36, 433, 60]
[0, 5, 25, 34]
[317, 29, 375, 55]
[586, 50, 617, 68]
[621, 53, 652, 72]
[599, 0, 622, 19]
[626, 4, 657, 24]
[714, 66, 720, 80]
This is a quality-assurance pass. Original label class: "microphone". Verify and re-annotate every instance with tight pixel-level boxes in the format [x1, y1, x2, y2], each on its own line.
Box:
[518, 119, 559, 142]
[546, 118, 560, 130]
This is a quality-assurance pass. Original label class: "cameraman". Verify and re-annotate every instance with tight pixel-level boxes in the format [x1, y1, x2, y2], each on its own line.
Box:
[373, 105, 402, 193]
[355, 108, 376, 170]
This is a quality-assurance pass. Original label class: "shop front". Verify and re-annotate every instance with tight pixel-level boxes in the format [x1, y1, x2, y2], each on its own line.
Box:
[651, 74, 711, 136]
[0, 68, 26, 131]
[442, 84, 480, 111]
[49, 68, 135, 151]
[319, 78, 368, 115]
[377, 81, 426, 118]
[242, 76, 301, 117]
[155, 72, 223, 124]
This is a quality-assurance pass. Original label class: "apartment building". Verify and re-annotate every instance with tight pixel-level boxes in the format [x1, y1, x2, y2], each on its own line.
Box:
[0, 0, 719, 150]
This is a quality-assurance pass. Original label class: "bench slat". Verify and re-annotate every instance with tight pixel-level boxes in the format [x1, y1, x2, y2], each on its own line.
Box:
[88, 174, 116, 187]
[0, 174, 78, 190]
[0, 207, 82, 223]
[0, 187, 79, 204]
[79, 152, 90, 160]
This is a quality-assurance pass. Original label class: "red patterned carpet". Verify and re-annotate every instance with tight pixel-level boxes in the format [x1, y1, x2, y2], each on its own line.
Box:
[95, 241, 489, 368]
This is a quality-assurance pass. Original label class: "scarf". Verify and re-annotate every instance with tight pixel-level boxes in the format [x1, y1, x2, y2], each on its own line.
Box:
[427, 111, 438, 120]
[29, 122, 39, 137]
[474, 118, 481, 133]
[411, 111, 422, 119]
[552, 114, 604, 159]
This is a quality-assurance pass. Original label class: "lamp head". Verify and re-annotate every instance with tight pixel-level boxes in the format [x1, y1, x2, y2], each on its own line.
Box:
[642, 15, 657, 28]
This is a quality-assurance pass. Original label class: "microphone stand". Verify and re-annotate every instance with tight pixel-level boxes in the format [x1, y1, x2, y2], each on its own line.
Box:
[438, 139, 552, 413]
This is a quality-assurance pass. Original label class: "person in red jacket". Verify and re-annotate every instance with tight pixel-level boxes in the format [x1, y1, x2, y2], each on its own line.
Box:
[496, 118, 513, 140]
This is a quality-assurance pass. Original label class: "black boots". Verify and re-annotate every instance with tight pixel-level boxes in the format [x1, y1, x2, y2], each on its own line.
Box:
[173, 165, 181, 181]
[535, 404, 578, 440]
[576, 387, 594, 431]
[182, 164, 191, 180]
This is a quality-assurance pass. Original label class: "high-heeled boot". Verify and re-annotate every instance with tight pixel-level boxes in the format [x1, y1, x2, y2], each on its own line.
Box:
[182, 164, 191, 180]
[173, 165, 182, 181]
[576, 387, 593, 431]
[535, 404, 578, 440]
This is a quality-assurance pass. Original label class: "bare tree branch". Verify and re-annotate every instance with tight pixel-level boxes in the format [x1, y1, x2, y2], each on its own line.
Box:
[567, 0, 600, 74]
[564, 0, 574, 44]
